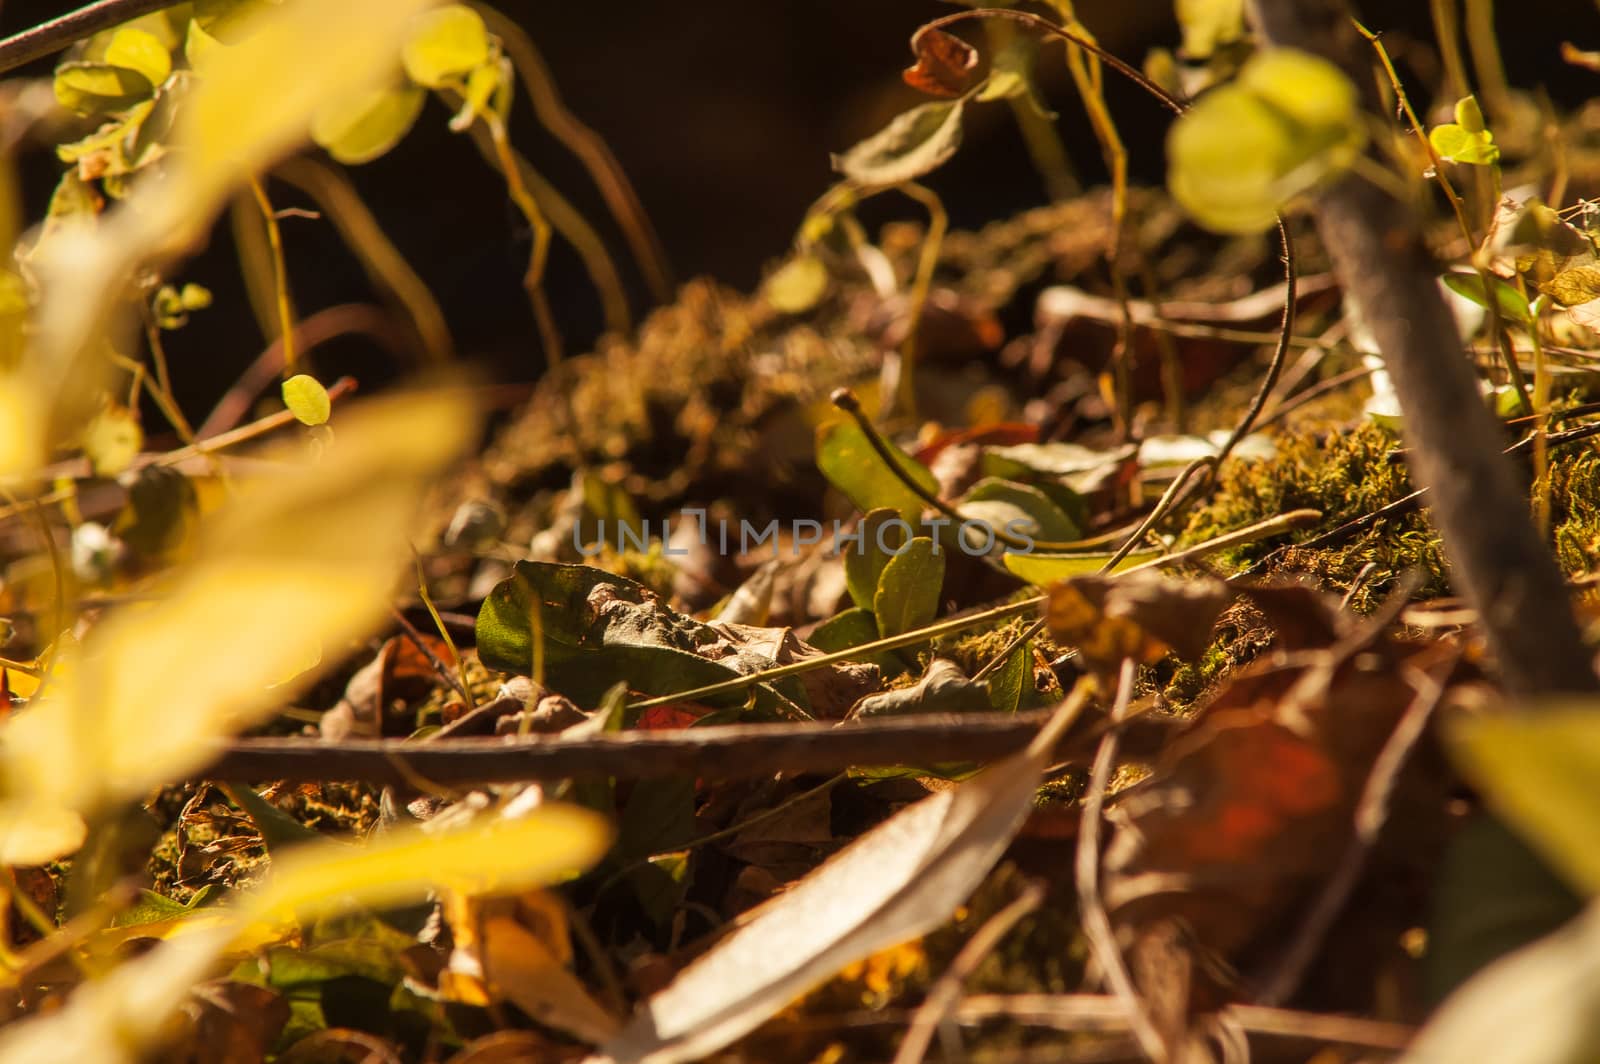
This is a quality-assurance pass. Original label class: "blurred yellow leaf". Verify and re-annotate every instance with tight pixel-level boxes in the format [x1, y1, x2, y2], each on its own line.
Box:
[280, 372, 331, 425]
[0, 802, 610, 1064]
[103, 27, 172, 88]
[310, 82, 427, 165]
[0, 390, 472, 858]
[82, 403, 143, 475]
[402, 5, 491, 88]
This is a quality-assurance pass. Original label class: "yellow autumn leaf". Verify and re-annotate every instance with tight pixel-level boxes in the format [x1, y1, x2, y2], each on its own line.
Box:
[0, 390, 473, 858]
[0, 805, 612, 1064]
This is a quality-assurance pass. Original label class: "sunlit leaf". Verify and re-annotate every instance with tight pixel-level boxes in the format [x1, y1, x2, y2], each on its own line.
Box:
[1441, 271, 1532, 324]
[103, 27, 172, 88]
[764, 254, 829, 313]
[816, 419, 938, 525]
[1167, 48, 1365, 234]
[0, 805, 610, 1064]
[832, 100, 965, 188]
[872, 536, 943, 638]
[280, 373, 331, 425]
[310, 82, 426, 165]
[53, 62, 153, 115]
[1002, 547, 1160, 586]
[402, 4, 491, 89]
[1176, 0, 1246, 59]
[0, 391, 472, 857]
[82, 403, 143, 476]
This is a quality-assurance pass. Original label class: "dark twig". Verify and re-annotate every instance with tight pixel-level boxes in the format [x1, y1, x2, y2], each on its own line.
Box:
[0, 0, 174, 75]
[206, 711, 1083, 786]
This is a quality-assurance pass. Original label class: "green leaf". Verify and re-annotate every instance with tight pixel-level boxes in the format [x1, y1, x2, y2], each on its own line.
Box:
[1002, 548, 1161, 587]
[310, 83, 426, 165]
[109, 885, 219, 929]
[281, 374, 331, 426]
[986, 639, 1029, 714]
[53, 62, 154, 115]
[807, 607, 880, 655]
[973, 34, 1054, 118]
[832, 100, 965, 187]
[816, 419, 938, 525]
[1430, 122, 1500, 165]
[957, 477, 1080, 547]
[1167, 47, 1365, 234]
[872, 537, 944, 638]
[402, 4, 490, 88]
[1448, 705, 1600, 894]
[765, 255, 829, 313]
[844, 508, 908, 611]
[1441, 271, 1532, 324]
[1175, 0, 1246, 59]
[104, 27, 171, 87]
[475, 562, 809, 715]
[222, 782, 323, 853]
[1455, 93, 1488, 134]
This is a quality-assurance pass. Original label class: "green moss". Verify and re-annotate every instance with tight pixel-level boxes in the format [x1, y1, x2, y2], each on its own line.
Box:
[1179, 421, 1448, 612]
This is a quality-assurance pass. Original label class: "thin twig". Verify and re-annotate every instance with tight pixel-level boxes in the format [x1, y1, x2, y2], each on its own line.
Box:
[0, 0, 174, 75]
[206, 711, 1080, 786]
[894, 880, 1047, 1064]
[1076, 658, 1167, 1063]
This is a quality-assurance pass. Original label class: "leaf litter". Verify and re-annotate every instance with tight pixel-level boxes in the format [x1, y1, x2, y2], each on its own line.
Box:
[4, 1, 1600, 1062]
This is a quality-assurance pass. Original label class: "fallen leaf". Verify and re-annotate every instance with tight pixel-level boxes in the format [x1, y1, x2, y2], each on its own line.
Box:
[594, 687, 1088, 1064]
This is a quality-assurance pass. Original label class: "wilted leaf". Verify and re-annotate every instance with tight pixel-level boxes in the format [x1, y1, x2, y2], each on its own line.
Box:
[832, 100, 966, 188]
[850, 658, 985, 719]
[402, 4, 491, 88]
[902, 29, 979, 98]
[1043, 571, 1234, 672]
[1540, 264, 1600, 308]
[872, 536, 944, 638]
[280, 373, 331, 425]
[310, 82, 427, 165]
[817, 419, 938, 525]
[597, 693, 1087, 1064]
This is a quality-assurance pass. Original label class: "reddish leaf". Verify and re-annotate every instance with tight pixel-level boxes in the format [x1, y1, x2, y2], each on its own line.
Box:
[903, 29, 979, 98]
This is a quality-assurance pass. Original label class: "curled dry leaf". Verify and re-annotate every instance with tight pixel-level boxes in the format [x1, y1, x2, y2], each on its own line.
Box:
[1044, 571, 1236, 675]
[902, 29, 979, 98]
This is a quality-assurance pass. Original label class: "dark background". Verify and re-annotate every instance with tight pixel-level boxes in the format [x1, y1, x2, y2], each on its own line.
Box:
[2, 1, 1598, 420]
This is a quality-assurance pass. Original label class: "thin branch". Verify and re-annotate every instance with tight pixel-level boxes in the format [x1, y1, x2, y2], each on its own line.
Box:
[205, 710, 1080, 787]
[0, 0, 174, 75]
